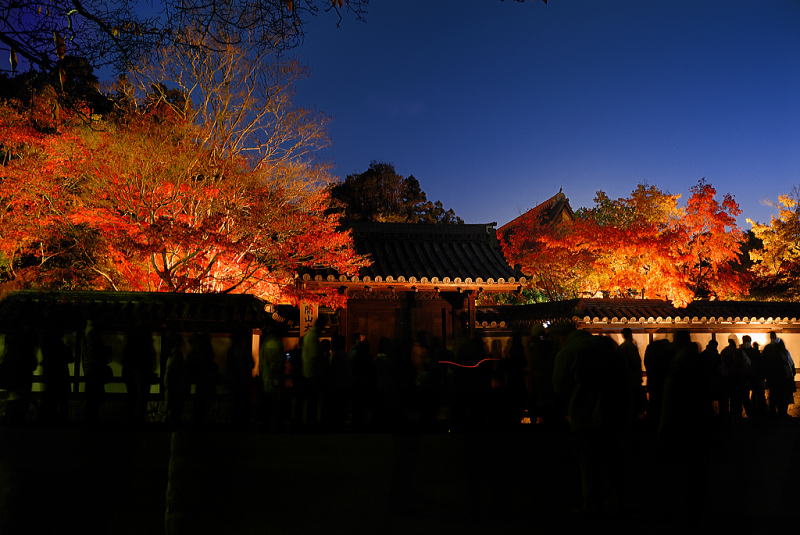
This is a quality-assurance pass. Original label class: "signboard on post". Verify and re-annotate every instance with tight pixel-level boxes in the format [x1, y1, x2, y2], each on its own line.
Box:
[299, 301, 319, 338]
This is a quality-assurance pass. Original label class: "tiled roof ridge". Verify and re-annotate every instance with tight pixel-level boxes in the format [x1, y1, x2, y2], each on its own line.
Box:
[348, 221, 497, 237]
[498, 191, 571, 232]
[573, 298, 800, 310]
[1, 289, 265, 303]
[0, 290, 271, 325]
[302, 222, 525, 286]
[476, 298, 800, 326]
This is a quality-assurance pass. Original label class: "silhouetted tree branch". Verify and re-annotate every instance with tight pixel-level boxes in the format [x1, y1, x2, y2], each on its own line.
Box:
[0, 0, 367, 75]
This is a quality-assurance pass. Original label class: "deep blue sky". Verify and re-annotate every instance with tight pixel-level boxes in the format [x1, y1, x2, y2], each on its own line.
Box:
[291, 0, 800, 227]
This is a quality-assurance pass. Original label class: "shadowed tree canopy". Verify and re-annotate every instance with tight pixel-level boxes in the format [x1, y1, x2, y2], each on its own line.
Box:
[0, 55, 114, 124]
[0, 0, 367, 75]
[329, 162, 463, 224]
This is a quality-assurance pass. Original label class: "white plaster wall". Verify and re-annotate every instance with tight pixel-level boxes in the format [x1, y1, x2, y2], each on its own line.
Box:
[691, 332, 713, 352]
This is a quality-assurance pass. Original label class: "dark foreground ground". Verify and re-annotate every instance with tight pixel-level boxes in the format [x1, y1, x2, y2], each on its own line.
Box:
[2, 419, 800, 535]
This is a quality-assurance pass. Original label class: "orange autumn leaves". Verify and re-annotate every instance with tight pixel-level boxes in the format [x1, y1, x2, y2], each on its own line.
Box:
[748, 192, 800, 300]
[0, 96, 364, 306]
[501, 183, 747, 307]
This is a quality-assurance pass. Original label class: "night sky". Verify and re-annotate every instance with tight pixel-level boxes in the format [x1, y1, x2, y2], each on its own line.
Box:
[292, 0, 800, 227]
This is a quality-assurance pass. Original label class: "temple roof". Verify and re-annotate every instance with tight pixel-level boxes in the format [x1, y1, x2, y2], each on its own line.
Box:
[301, 222, 525, 290]
[477, 298, 800, 330]
[498, 190, 574, 239]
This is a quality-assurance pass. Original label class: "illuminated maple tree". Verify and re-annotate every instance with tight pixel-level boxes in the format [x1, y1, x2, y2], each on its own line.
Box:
[748, 190, 800, 299]
[0, 102, 110, 290]
[0, 44, 365, 306]
[502, 182, 748, 306]
[679, 180, 747, 300]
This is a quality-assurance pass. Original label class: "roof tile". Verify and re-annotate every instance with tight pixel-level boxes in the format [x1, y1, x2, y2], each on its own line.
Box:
[350, 222, 521, 282]
[478, 298, 800, 326]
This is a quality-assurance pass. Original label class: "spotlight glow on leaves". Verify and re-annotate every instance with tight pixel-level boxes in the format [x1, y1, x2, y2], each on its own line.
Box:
[501, 182, 747, 306]
[0, 48, 366, 306]
[748, 191, 800, 300]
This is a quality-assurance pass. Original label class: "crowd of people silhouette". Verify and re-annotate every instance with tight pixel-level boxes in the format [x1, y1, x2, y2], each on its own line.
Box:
[1, 317, 798, 526]
[0, 319, 796, 435]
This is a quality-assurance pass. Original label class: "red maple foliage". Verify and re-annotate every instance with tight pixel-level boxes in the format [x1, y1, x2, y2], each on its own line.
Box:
[0, 90, 365, 306]
[502, 182, 747, 306]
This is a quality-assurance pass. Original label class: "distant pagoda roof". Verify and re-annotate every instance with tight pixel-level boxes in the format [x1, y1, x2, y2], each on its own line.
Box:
[477, 298, 800, 331]
[498, 190, 574, 239]
[301, 222, 526, 291]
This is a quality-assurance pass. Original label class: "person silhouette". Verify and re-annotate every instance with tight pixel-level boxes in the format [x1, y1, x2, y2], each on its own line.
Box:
[350, 333, 375, 429]
[701, 339, 722, 419]
[658, 331, 710, 522]
[763, 332, 794, 419]
[644, 336, 673, 427]
[163, 330, 188, 427]
[83, 320, 111, 424]
[529, 324, 557, 426]
[227, 327, 255, 427]
[41, 328, 74, 423]
[2, 326, 38, 425]
[258, 326, 285, 430]
[720, 337, 751, 421]
[617, 328, 644, 422]
[741, 335, 765, 420]
[187, 331, 218, 426]
[326, 334, 351, 430]
[123, 324, 156, 424]
[301, 317, 328, 427]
